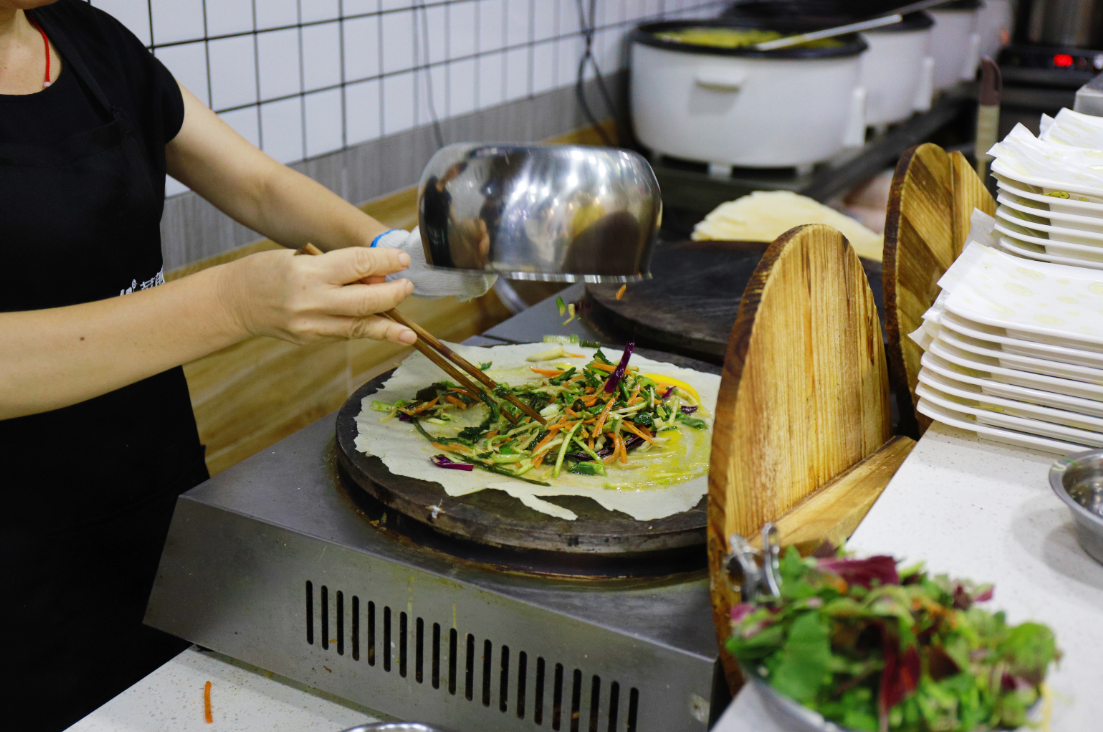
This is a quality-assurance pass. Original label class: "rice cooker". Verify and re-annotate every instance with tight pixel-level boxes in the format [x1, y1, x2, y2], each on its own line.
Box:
[629, 19, 869, 172]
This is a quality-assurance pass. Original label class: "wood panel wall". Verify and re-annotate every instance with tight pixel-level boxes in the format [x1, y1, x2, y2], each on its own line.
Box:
[169, 122, 613, 475]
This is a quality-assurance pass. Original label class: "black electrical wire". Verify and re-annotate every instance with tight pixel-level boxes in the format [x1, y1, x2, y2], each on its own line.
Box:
[416, 0, 446, 150]
[574, 0, 617, 147]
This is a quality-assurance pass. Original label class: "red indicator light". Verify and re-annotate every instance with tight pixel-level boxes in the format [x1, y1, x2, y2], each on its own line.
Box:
[1054, 53, 1074, 68]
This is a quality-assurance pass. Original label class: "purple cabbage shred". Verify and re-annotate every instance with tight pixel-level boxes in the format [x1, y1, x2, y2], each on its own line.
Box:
[431, 454, 474, 471]
[603, 341, 636, 394]
[680, 405, 697, 415]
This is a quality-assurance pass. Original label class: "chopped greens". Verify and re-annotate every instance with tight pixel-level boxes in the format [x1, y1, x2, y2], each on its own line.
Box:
[542, 334, 601, 348]
[555, 296, 566, 316]
[372, 344, 709, 486]
[728, 550, 1060, 732]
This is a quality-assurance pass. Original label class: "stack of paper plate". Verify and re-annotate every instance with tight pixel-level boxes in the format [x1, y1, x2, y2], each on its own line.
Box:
[991, 170, 1103, 271]
[912, 243, 1103, 454]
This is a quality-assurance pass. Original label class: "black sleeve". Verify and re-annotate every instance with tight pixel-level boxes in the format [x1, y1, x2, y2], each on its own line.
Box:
[149, 55, 186, 143]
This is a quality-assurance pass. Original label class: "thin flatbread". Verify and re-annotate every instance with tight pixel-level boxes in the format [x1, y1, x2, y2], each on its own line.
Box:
[354, 342, 720, 521]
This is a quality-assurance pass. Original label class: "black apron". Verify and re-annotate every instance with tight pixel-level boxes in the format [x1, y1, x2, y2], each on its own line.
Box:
[0, 14, 208, 732]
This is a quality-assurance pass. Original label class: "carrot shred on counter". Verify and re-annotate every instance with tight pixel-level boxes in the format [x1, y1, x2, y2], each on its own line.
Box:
[444, 395, 467, 408]
[616, 284, 627, 300]
[203, 681, 212, 724]
[623, 422, 656, 443]
[565, 352, 586, 358]
[530, 367, 566, 377]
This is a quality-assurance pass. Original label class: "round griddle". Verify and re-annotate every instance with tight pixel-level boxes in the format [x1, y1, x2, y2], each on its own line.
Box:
[586, 240, 885, 363]
[335, 348, 720, 577]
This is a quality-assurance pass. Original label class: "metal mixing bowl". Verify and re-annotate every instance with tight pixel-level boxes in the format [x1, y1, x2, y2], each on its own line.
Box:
[416, 143, 661, 283]
[339, 724, 454, 732]
[1049, 449, 1103, 565]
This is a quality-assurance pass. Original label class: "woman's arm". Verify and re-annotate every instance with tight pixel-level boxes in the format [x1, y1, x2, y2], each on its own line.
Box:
[0, 247, 415, 420]
[165, 84, 390, 253]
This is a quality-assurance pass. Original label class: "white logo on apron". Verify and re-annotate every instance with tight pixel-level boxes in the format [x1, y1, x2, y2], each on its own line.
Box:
[119, 268, 165, 296]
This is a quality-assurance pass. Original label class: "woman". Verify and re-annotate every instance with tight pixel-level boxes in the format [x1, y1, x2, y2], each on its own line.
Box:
[0, 1, 493, 728]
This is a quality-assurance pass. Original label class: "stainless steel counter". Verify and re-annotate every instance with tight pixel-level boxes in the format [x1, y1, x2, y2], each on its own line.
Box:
[145, 290, 723, 732]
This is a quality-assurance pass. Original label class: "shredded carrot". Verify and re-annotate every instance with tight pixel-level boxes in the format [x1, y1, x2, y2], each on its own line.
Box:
[532, 451, 548, 468]
[627, 396, 642, 406]
[590, 362, 616, 373]
[629, 384, 641, 402]
[485, 431, 498, 439]
[591, 396, 616, 438]
[404, 397, 438, 414]
[432, 442, 470, 454]
[584, 386, 595, 394]
[204, 681, 212, 724]
[614, 433, 627, 463]
[565, 352, 586, 358]
[623, 421, 656, 443]
[582, 394, 600, 407]
[532, 430, 559, 454]
[565, 408, 579, 418]
[530, 367, 566, 377]
[616, 284, 627, 300]
[445, 395, 467, 408]
[448, 387, 477, 398]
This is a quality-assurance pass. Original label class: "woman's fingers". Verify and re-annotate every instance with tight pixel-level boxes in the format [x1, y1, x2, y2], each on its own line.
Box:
[314, 245, 410, 284]
[314, 315, 417, 344]
[325, 279, 413, 318]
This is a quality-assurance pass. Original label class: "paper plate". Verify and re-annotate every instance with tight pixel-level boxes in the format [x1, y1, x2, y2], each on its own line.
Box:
[998, 236, 1103, 269]
[998, 193, 1103, 232]
[937, 310, 1103, 369]
[917, 396, 1081, 455]
[918, 381, 1103, 447]
[929, 340, 1103, 402]
[996, 179, 1103, 214]
[996, 206, 1103, 245]
[919, 368, 1103, 432]
[935, 326, 1103, 385]
[921, 352, 1103, 417]
[992, 161, 1103, 202]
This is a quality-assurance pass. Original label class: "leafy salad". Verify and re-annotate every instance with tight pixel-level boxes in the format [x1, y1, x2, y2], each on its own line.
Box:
[369, 341, 710, 487]
[728, 549, 1060, 732]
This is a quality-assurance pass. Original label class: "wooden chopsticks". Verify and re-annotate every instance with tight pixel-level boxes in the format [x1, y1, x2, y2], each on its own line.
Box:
[296, 243, 546, 425]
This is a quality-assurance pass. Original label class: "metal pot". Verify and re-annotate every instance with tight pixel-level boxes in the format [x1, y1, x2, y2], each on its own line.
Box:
[629, 18, 868, 171]
[339, 725, 454, 732]
[417, 143, 661, 283]
[1018, 0, 1103, 49]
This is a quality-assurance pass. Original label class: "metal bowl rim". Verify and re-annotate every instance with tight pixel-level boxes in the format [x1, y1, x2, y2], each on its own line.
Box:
[1048, 449, 1103, 529]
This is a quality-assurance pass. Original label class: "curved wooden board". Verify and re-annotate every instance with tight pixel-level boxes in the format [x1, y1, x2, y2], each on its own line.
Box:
[884, 143, 955, 438]
[950, 150, 997, 259]
[707, 224, 892, 691]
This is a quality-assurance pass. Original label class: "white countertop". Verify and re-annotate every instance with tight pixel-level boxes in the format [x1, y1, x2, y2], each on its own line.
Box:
[714, 421, 1103, 732]
[74, 422, 1103, 732]
[67, 647, 390, 732]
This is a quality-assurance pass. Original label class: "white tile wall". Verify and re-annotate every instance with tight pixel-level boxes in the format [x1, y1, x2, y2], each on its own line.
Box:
[90, 0, 728, 197]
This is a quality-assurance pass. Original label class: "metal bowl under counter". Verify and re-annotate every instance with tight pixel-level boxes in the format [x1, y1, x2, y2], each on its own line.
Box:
[1049, 449, 1103, 564]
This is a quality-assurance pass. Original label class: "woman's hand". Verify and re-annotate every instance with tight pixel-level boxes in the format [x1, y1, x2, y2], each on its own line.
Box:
[217, 246, 418, 345]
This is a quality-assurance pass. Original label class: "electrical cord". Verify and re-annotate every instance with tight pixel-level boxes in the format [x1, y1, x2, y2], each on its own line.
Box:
[574, 0, 618, 147]
[415, 0, 446, 150]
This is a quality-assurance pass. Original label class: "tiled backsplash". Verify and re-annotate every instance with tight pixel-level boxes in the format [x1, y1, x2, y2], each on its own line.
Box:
[88, 0, 725, 267]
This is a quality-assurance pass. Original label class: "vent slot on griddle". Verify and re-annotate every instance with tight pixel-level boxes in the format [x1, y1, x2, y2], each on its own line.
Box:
[303, 581, 643, 730]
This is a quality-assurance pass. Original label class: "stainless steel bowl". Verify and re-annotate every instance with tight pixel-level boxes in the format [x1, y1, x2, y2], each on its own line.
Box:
[1049, 449, 1103, 565]
[416, 143, 661, 283]
[339, 724, 454, 732]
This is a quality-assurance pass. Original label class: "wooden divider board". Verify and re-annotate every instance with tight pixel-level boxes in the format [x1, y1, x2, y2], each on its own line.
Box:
[707, 225, 893, 690]
[884, 145, 998, 438]
[950, 150, 997, 259]
[883, 144, 956, 436]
